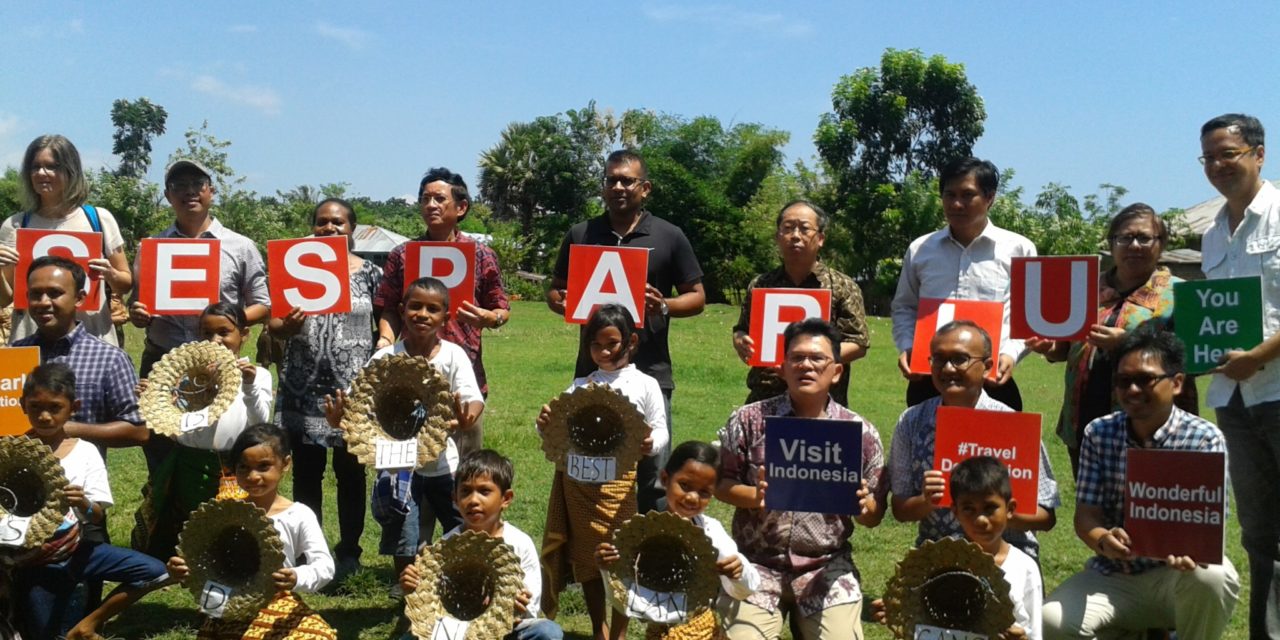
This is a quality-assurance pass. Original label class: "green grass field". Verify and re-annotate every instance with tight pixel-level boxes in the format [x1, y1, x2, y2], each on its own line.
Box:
[94, 302, 1249, 639]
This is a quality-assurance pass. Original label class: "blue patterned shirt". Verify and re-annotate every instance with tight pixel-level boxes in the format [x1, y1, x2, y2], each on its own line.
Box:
[13, 323, 143, 426]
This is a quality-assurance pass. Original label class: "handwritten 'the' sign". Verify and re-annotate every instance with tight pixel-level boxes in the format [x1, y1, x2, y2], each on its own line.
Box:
[1011, 255, 1099, 340]
[403, 241, 475, 318]
[565, 245, 649, 328]
[909, 298, 1004, 381]
[267, 236, 351, 317]
[933, 406, 1041, 515]
[13, 229, 103, 311]
[137, 238, 220, 316]
[1174, 277, 1263, 375]
[748, 288, 832, 367]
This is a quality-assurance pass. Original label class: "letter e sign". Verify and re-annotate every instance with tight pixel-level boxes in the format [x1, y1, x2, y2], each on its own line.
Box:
[137, 238, 220, 315]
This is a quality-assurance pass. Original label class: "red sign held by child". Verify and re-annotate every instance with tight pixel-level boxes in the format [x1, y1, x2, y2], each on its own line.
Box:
[933, 406, 1042, 515]
[909, 298, 1004, 381]
[565, 245, 649, 328]
[0, 347, 40, 436]
[1011, 256, 1099, 341]
[1125, 448, 1226, 564]
[13, 229, 103, 310]
[267, 236, 351, 317]
[748, 288, 832, 367]
[137, 238, 220, 316]
[402, 241, 475, 317]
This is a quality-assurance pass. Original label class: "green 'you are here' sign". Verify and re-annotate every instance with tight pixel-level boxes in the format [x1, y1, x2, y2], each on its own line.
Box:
[1173, 276, 1263, 375]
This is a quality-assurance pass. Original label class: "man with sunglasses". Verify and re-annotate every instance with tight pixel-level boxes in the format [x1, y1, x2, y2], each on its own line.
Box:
[546, 149, 706, 513]
[1198, 113, 1280, 639]
[1044, 325, 1239, 640]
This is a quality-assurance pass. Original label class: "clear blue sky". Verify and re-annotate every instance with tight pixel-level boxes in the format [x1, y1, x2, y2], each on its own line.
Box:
[3, 2, 1278, 212]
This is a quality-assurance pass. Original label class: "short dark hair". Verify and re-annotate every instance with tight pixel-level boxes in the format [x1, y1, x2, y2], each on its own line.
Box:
[28, 255, 86, 293]
[418, 167, 470, 214]
[1107, 203, 1168, 245]
[782, 318, 840, 358]
[776, 199, 829, 234]
[1113, 321, 1185, 376]
[312, 197, 357, 227]
[932, 320, 993, 359]
[581, 303, 637, 367]
[200, 302, 248, 330]
[664, 440, 720, 477]
[405, 276, 451, 309]
[949, 456, 1012, 502]
[939, 157, 999, 197]
[606, 149, 648, 180]
[455, 449, 515, 493]
[22, 362, 77, 402]
[1201, 113, 1265, 147]
[230, 423, 292, 465]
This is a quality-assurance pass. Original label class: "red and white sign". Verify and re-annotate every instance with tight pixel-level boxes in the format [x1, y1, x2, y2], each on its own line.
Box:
[402, 241, 475, 317]
[933, 406, 1042, 515]
[565, 245, 649, 328]
[0, 347, 40, 436]
[748, 288, 832, 367]
[1011, 256, 1099, 341]
[909, 298, 1004, 381]
[267, 236, 351, 318]
[1125, 448, 1226, 564]
[13, 229, 103, 310]
[137, 238, 220, 316]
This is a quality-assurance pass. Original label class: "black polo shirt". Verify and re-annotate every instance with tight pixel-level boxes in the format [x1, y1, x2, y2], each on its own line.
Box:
[553, 211, 703, 390]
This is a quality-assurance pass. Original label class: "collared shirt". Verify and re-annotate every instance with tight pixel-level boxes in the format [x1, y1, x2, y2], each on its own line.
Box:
[887, 393, 1060, 558]
[373, 233, 509, 394]
[1201, 180, 1280, 408]
[553, 211, 704, 390]
[891, 220, 1037, 361]
[717, 393, 887, 615]
[132, 218, 269, 350]
[13, 324, 142, 426]
[1077, 406, 1227, 575]
[732, 261, 870, 405]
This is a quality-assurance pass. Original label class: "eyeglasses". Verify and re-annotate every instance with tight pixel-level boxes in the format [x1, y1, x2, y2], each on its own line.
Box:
[604, 175, 645, 189]
[929, 353, 984, 370]
[785, 353, 833, 369]
[778, 224, 819, 238]
[167, 179, 210, 192]
[1113, 372, 1175, 390]
[1198, 146, 1257, 166]
[1111, 234, 1158, 248]
[31, 163, 61, 175]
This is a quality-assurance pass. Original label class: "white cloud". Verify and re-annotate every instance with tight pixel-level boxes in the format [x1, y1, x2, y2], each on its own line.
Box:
[229, 24, 258, 34]
[643, 4, 813, 38]
[314, 21, 369, 50]
[190, 74, 282, 116]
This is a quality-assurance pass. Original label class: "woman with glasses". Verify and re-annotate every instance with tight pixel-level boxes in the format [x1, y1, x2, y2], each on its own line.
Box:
[0, 135, 132, 346]
[1028, 203, 1197, 477]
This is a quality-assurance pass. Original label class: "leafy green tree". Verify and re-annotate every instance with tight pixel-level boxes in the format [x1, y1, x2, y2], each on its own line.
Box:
[111, 98, 168, 179]
[0, 168, 23, 217]
[89, 170, 165, 253]
[167, 120, 246, 197]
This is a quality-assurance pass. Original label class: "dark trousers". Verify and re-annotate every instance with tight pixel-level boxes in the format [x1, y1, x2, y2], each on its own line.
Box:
[905, 376, 1023, 411]
[291, 436, 367, 561]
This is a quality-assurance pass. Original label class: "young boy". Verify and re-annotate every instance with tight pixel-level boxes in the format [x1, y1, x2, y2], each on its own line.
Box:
[11, 363, 169, 639]
[400, 450, 564, 640]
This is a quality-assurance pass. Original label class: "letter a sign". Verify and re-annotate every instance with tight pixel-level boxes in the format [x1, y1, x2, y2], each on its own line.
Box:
[748, 288, 832, 367]
[267, 236, 351, 317]
[137, 238, 220, 316]
[909, 298, 1004, 381]
[403, 241, 475, 317]
[13, 229, 103, 310]
[565, 245, 649, 328]
[1011, 256, 1098, 340]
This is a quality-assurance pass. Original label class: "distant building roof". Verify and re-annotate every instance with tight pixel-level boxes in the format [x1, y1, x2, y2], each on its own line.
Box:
[1177, 179, 1280, 236]
[352, 224, 410, 254]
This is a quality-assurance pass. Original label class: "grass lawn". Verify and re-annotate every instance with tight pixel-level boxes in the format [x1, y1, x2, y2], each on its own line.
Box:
[96, 301, 1249, 639]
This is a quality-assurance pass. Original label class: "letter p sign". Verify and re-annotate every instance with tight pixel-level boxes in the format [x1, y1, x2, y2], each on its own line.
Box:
[403, 241, 476, 317]
[1011, 256, 1099, 340]
[748, 288, 832, 367]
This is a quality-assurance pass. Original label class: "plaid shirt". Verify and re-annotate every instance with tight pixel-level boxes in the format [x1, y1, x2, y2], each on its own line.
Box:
[1077, 406, 1227, 575]
[13, 324, 142, 426]
[717, 393, 887, 615]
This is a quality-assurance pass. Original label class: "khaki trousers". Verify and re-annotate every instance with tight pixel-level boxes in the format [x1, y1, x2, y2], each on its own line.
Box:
[719, 593, 862, 640]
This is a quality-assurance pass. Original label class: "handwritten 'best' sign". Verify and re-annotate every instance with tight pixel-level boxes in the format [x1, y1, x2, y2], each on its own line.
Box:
[403, 241, 475, 317]
[13, 229, 103, 310]
[764, 416, 863, 515]
[0, 347, 40, 436]
[748, 288, 832, 367]
[267, 236, 351, 317]
[1125, 448, 1226, 564]
[1174, 277, 1263, 375]
[909, 299, 1004, 381]
[137, 238, 220, 316]
[1011, 255, 1099, 340]
[933, 406, 1041, 515]
[565, 245, 649, 328]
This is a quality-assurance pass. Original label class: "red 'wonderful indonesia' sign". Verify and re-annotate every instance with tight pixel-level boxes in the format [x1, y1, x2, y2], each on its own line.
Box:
[1125, 448, 1226, 565]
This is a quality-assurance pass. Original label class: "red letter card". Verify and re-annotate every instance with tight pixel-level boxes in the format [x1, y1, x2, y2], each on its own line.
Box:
[1011, 256, 1099, 340]
[748, 288, 832, 367]
[402, 241, 475, 318]
[137, 238, 220, 316]
[1125, 449, 1226, 564]
[267, 236, 351, 317]
[0, 347, 40, 436]
[933, 406, 1042, 515]
[565, 245, 649, 328]
[13, 229, 103, 310]
[909, 298, 1004, 381]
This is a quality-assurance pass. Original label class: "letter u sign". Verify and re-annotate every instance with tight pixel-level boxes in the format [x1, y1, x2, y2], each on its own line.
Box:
[1011, 256, 1099, 341]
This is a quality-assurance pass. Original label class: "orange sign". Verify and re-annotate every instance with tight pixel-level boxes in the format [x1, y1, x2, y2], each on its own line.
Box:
[748, 288, 832, 367]
[565, 245, 649, 328]
[402, 241, 476, 317]
[267, 236, 351, 317]
[909, 298, 1004, 381]
[13, 229, 103, 310]
[137, 238, 221, 316]
[0, 347, 41, 436]
[933, 406, 1042, 515]
[1011, 256, 1099, 340]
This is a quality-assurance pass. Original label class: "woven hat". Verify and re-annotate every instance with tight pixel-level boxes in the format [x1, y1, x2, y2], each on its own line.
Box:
[540, 382, 649, 476]
[883, 537, 1016, 639]
[0, 436, 71, 552]
[340, 353, 455, 469]
[604, 511, 721, 625]
[405, 530, 526, 640]
[177, 499, 286, 621]
[139, 341, 241, 437]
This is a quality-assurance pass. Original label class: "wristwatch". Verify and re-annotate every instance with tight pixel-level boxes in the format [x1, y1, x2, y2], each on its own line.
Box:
[660, 300, 669, 317]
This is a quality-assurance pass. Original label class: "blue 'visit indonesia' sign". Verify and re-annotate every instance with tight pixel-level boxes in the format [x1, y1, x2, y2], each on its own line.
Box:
[763, 416, 863, 515]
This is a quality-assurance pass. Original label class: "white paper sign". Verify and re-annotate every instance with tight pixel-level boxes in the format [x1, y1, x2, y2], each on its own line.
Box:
[180, 407, 212, 433]
[915, 625, 988, 640]
[376, 438, 418, 470]
[567, 453, 617, 483]
[199, 580, 232, 618]
[625, 582, 687, 624]
[430, 616, 470, 640]
[0, 514, 32, 547]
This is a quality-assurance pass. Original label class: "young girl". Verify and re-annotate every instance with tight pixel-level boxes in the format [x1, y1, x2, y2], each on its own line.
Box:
[537, 303, 666, 640]
[133, 302, 274, 560]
